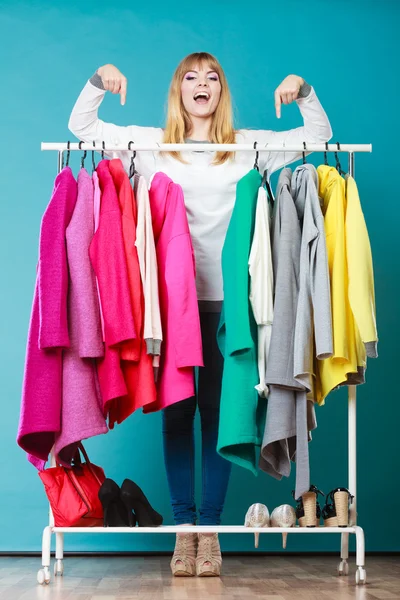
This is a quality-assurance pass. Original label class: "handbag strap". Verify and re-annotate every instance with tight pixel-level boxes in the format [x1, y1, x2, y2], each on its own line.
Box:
[66, 468, 92, 511]
[71, 443, 103, 488]
[77, 443, 91, 465]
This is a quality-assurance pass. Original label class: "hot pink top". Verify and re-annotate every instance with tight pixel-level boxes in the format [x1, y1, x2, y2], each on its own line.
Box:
[93, 170, 105, 340]
[89, 160, 135, 421]
[144, 172, 204, 412]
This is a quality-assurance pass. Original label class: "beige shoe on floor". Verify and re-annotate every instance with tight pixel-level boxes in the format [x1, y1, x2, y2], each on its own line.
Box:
[196, 533, 222, 577]
[170, 533, 197, 577]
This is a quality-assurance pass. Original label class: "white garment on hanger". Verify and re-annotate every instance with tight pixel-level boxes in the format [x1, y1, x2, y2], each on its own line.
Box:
[133, 174, 163, 367]
[249, 186, 273, 398]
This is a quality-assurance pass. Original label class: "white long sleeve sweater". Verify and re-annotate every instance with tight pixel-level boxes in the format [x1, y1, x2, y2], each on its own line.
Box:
[68, 79, 332, 301]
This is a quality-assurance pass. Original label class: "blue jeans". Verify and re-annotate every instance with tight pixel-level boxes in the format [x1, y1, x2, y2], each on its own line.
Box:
[162, 311, 232, 525]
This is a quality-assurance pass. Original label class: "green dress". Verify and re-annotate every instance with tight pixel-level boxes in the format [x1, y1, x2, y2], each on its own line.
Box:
[217, 168, 266, 474]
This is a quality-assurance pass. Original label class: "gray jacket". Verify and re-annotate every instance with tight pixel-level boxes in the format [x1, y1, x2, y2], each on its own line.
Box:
[259, 168, 317, 499]
[291, 163, 333, 393]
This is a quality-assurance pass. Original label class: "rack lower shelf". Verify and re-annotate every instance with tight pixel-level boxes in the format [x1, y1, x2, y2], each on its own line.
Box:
[38, 523, 367, 586]
[52, 525, 357, 534]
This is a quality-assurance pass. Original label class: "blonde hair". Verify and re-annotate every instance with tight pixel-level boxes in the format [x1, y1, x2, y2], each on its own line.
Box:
[161, 52, 236, 166]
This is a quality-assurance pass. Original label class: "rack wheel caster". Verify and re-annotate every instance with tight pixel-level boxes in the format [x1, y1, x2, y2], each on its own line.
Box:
[337, 560, 349, 576]
[54, 560, 64, 576]
[37, 566, 51, 585]
[355, 567, 367, 585]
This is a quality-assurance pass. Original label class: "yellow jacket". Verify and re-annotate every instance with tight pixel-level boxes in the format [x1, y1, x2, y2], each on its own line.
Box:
[345, 175, 378, 359]
[315, 167, 359, 404]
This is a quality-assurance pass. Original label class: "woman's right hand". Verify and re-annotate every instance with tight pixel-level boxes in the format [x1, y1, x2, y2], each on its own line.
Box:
[97, 64, 127, 105]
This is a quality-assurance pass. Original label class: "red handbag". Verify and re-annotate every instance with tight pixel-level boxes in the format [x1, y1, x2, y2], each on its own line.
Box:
[39, 443, 106, 527]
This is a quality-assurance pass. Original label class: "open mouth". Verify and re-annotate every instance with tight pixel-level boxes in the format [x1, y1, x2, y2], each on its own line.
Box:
[193, 91, 210, 105]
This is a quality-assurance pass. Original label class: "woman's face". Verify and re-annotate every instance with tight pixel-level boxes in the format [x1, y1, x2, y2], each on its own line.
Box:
[181, 63, 222, 119]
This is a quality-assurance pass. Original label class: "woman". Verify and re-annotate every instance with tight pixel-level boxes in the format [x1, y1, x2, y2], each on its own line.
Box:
[68, 52, 332, 577]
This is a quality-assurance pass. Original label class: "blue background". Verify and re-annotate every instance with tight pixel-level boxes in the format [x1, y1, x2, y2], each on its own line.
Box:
[1, 0, 399, 553]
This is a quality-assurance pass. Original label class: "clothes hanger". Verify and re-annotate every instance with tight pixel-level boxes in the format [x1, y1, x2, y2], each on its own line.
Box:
[324, 141, 329, 166]
[261, 169, 274, 207]
[253, 141, 259, 171]
[253, 140, 274, 206]
[101, 141, 105, 160]
[260, 143, 274, 206]
[128, 141, 138, 179]
[62, 141, 71, 169]
[302, 141, 307, 164]
[91, 141, 97, 173]
[334, 142, 347, 176]
[79, 141, 87, 170]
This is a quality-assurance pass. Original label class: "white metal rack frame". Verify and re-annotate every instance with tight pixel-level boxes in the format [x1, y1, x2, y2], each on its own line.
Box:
[35, 141, 372, 587]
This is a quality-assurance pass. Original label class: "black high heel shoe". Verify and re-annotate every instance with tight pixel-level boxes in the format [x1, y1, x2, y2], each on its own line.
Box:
[120, 479, 163, 527]
[98, 478, 137, 527]
[322, 491, 338, 527]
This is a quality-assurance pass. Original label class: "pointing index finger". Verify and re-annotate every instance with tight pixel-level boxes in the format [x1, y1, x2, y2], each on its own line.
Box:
[120, 79, 127, 106]
[274, 90, 281, 119]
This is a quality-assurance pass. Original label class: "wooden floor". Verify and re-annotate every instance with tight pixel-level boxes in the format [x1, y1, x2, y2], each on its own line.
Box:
[0, 555, 399, 600]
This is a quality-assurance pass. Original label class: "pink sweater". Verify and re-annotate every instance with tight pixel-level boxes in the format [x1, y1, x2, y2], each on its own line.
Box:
[54, 169, 107, 466]
[18, 167, 78, 469]
[143, 172, 204, 412]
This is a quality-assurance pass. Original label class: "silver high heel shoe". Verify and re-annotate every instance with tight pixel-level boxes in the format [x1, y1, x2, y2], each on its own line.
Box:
[244, 503, 270, 547]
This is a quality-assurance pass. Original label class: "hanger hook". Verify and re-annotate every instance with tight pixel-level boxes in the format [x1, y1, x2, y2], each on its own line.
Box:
[324, 142, 329, 166]
[335, 141, 342, 173]
[65, 141, 71, 167]
[128, 141, 137, 179]
[302, 141, 307, 164]
[91, 141, 96, 172]
[253, 141, 259, 171]
[79, 141, 87, 169]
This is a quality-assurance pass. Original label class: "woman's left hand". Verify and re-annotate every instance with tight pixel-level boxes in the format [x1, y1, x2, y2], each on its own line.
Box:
[274, 75, 305, 119]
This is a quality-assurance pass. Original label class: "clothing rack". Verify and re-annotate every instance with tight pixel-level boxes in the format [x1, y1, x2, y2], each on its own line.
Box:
[36, 141, 372, 587]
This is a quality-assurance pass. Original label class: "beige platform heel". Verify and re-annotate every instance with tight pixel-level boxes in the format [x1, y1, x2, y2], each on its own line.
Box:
[293, 485, 324, 527]
[196, 533, 222, 577]
[170, 533, 198, 577]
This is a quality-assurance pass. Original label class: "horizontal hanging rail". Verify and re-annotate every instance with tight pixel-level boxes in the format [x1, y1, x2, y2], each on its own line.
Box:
[41, 142, 372, 153]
